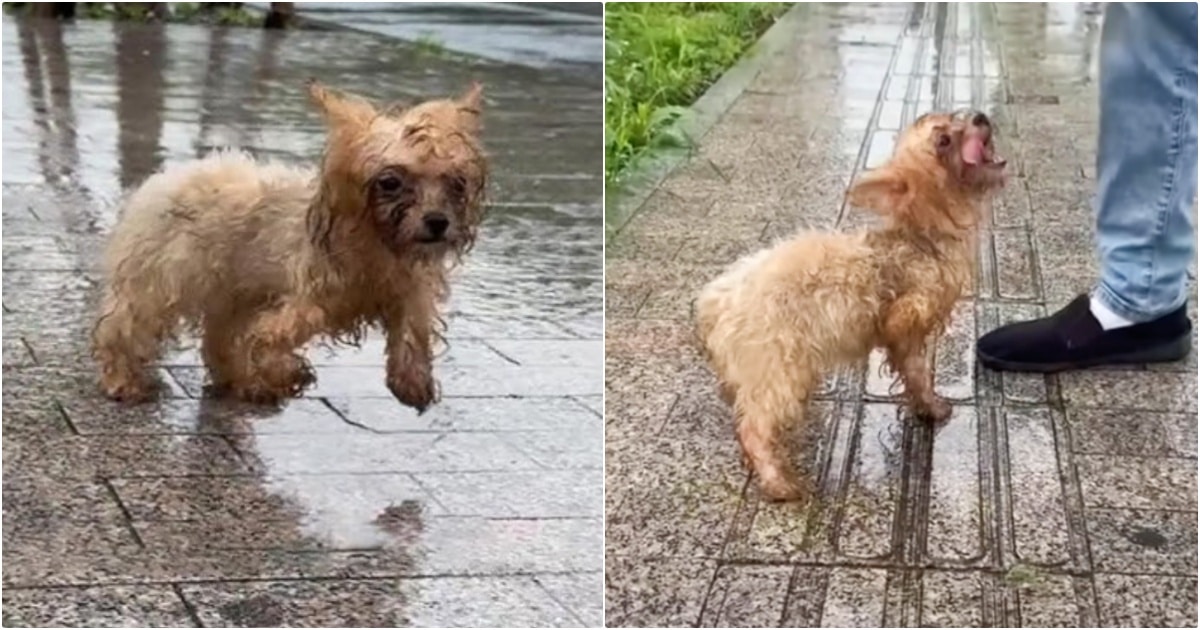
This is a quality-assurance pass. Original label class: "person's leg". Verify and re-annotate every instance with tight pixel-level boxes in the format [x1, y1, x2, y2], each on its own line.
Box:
[1093, 1, 1198, 324]
[978, 2, 1197, 373]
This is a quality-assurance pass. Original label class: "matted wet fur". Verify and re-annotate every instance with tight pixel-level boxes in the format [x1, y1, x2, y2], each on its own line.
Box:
[696, 110, 1007, 501]
[92, 80, 489, 409]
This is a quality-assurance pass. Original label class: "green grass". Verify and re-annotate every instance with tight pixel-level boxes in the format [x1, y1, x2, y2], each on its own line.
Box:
[1003, 563, 1046, 590]
[605, 2, 790, 185]
[412, 32, 447, 56]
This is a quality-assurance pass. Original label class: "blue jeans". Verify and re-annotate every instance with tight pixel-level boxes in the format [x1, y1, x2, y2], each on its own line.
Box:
[1095, 2, 1198, 322]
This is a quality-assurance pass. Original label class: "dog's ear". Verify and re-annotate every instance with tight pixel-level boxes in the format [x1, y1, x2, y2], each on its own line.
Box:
[455, 82, 484, 133]
[847, 166, 911, 216]
[308, 80, 377, 130]
[458, 82, 484, 111]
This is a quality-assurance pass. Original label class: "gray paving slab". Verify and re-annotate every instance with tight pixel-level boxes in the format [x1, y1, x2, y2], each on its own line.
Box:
[604, 2, 1198, 627]
[1, 8, 601, 628]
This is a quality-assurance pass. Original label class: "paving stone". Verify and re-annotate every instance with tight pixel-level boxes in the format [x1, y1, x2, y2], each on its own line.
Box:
[403, 576, 582, 628]
[1014, 575, 1091, 628]
[2, 477, 127, 524]
[238, 431, 541, 475]
[1075, 455, 1197, 511]
[605, 430, 747, 558]
[834, 404, 906, 561]
[699, 564, 792, 627]
[1093, 574, 1198, 628]
[533, 572, 604, 628]
[993, 228, 1040, 299]
[1065, 408, 1197, 459]
[604, 555, 716, 628]
[1, 586, 194, 627]
[821, 567, 887, 627]
[61, 397, 349, 436]
[1004, 408, 1072, 567]
[932, 301, 977, 402]
[921, 570, 986, 627]
[4, 434, 251, 479]
[414, 516, 602, 575]
[1059, 371, 1197, 414]
[1085, 507, 1197, 575]
[326, 396, 598, 433]
[412, 469, 601, 518]
[181, 580, 413, 627]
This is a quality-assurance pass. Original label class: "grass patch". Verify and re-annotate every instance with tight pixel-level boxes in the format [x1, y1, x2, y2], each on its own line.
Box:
[1003, 563, 1046, 590]
[604, 2, 790, 185]
[412, 32, 447, 56]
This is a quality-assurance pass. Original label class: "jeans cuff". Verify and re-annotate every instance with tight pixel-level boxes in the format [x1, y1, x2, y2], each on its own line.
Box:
[1093, 282, 1183, 323]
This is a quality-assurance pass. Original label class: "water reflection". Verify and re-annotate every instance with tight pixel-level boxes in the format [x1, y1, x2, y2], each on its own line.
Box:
[115, 22, 166, 189]
[17, 19, 79, 192]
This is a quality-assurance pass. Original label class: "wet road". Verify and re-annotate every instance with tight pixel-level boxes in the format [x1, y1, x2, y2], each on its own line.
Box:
[605, 3, 1196, 627]
[2, 12, 602, 628]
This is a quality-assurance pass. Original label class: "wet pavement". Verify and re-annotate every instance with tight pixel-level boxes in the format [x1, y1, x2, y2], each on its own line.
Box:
[605, 3, 1196, 627]
[254, 2, 604, 69]
[1, 10, 602, 629]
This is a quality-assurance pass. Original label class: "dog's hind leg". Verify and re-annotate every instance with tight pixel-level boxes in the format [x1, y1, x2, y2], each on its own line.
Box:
[92, 287, 175, 402]
[199, 308, 252, 394]
[734, 373, 816, 502]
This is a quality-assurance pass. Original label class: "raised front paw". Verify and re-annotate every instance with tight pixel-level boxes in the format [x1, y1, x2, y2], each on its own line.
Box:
[387, 366, 438, 413]
[233, 352, 315, 405]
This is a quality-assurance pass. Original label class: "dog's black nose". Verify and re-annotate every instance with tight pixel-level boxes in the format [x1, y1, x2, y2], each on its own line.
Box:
[424, 214, 450, 238]
[972, 112, 991, 127]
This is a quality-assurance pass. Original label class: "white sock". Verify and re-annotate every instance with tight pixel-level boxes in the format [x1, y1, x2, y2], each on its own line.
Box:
[1090, 294, 1135, 330]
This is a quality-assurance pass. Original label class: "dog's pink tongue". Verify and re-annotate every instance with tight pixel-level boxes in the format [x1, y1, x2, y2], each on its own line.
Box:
[962, 136, 985, 165]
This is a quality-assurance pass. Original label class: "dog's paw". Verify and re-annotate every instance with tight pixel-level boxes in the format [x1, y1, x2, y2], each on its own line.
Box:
[230, 385, 287, 406]
[758, 473, 813, 503]
[100, 378, 156, 404]
[387, 369, 438, 413]
[231, 354, 315, 405]
[917, 396, 952, 422]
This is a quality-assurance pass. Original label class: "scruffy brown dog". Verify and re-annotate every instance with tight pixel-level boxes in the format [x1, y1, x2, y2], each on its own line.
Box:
[696, 110, 1007, 501]
[92, 81, 488, 409]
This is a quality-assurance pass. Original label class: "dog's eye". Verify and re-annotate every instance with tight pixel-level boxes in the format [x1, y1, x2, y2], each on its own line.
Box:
[448, 176, 468, 202]
[936, 134, 952, 149]
[377, 174, 403, 193]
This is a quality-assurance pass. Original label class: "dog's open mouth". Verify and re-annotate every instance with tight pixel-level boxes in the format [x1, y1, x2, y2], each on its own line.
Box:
[961, 134, 1007, 170]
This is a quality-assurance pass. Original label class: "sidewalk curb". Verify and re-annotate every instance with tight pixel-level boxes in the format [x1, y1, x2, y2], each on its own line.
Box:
[603, 2, 808, 245]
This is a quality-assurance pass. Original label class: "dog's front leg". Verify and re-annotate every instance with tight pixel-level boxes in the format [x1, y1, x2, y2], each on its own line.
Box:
[384, 299, 439, 413]
[886, 337, 950, 421]
[883, 298, 951, 422]
[234, 301, 325, 403]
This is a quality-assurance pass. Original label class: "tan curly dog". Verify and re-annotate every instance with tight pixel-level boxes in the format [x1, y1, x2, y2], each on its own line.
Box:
[92, 81, 489, 410]
[697, 110, 1007, 501]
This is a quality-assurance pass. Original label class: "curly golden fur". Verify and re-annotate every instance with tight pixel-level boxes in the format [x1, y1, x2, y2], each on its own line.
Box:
[92, 81, 489, 409]
[696, 110, 1007, 501]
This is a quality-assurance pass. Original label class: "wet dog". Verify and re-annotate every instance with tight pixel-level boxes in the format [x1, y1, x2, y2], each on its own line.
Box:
[93, 81, 488, 409]
[696, 110, 1006, 501]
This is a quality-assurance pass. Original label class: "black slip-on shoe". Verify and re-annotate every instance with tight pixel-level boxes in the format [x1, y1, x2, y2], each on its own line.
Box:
[977, 294, 1193, 373]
